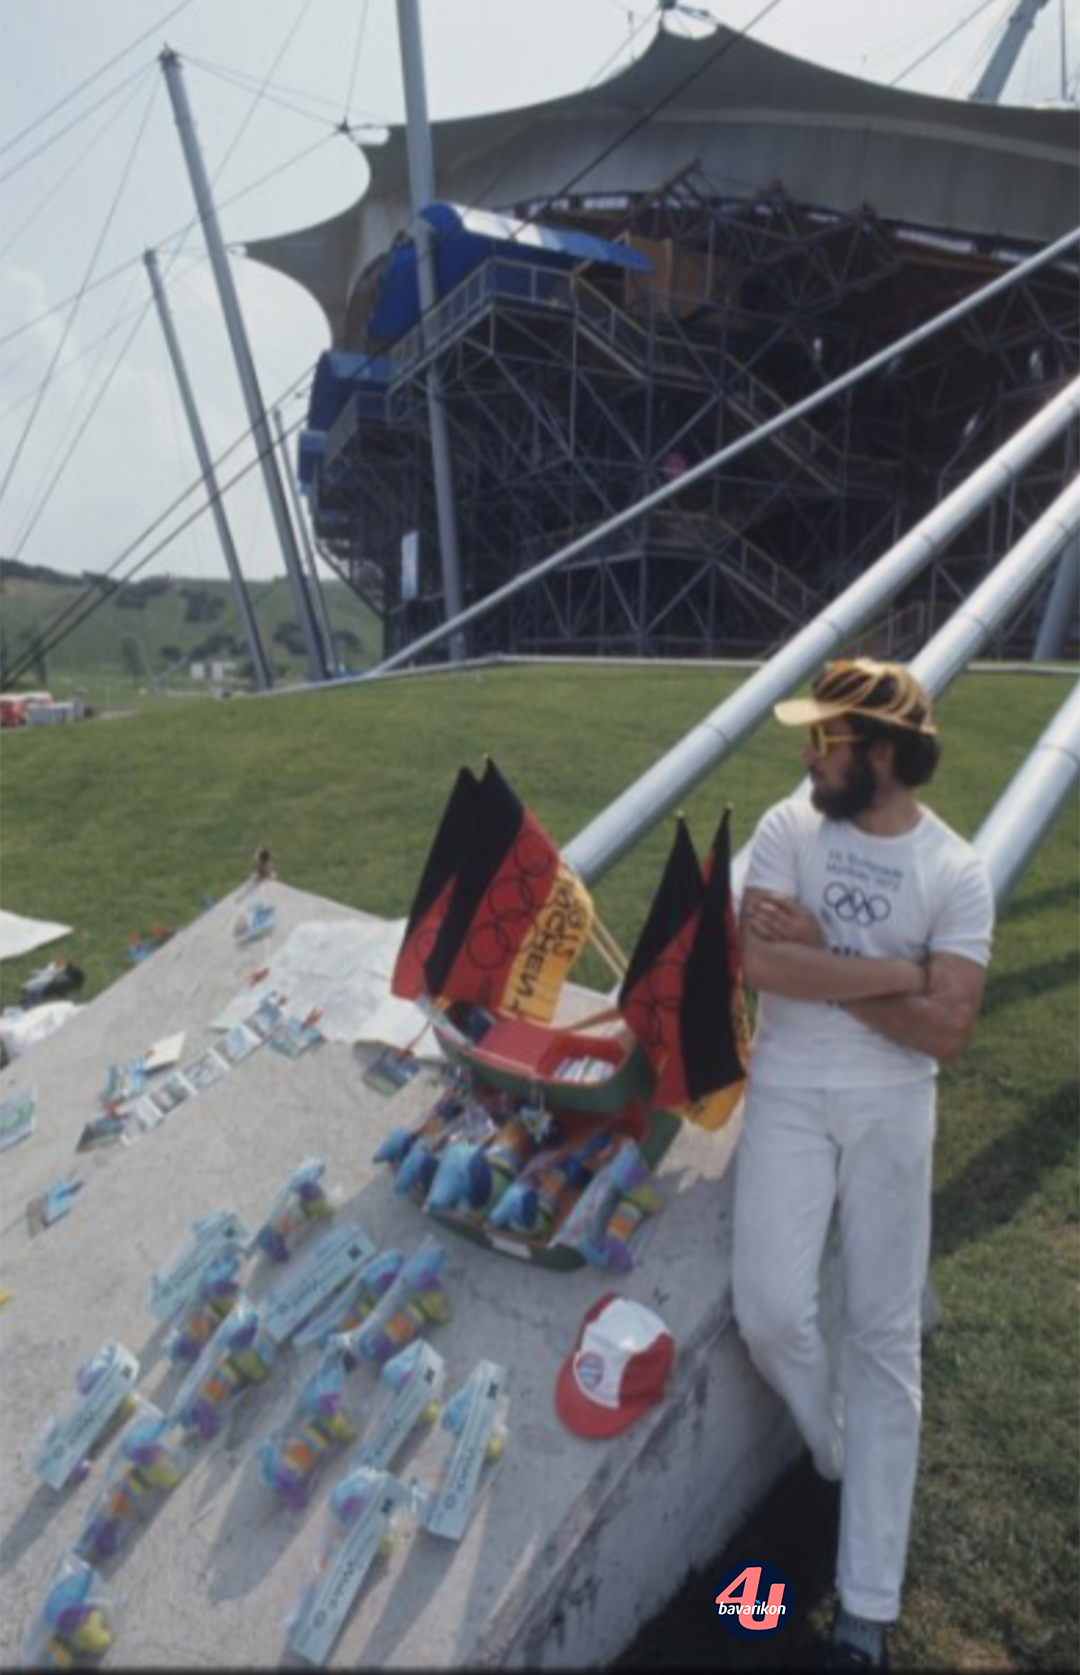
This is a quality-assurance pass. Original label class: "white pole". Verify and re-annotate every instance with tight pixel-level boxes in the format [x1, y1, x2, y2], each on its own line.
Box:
[144, 250, 272, 691]
[160, 47, 328, 684]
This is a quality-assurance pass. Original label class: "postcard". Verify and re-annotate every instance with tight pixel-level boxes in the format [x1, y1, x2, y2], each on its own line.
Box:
[0, 1088, 36, 1152]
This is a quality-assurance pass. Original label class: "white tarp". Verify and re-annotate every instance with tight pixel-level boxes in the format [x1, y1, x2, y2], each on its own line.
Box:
[0, 910, 72, 963]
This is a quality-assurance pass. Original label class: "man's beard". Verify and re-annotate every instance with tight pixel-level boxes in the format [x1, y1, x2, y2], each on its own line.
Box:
[811, 751, 878, 821]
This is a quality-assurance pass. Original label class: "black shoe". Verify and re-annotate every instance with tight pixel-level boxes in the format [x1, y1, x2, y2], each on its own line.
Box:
[827, 1608, 891, 1669]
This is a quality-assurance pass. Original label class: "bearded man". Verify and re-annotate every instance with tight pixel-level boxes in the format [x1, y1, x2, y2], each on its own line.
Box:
[733, 658, 994, 1669]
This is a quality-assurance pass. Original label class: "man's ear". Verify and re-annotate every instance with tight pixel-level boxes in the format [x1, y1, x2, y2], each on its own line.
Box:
[867, 737, 896, 781]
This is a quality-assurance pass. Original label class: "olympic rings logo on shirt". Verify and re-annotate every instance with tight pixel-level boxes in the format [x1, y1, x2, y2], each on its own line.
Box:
[823, 882, 892, 925]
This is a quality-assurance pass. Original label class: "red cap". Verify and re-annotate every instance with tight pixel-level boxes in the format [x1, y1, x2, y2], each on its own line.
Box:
[555, 1293, 675, 1439]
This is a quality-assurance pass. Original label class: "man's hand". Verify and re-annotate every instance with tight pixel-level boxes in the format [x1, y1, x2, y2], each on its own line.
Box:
[743, 891, 826, 948]
[842, 951, 986, 1062]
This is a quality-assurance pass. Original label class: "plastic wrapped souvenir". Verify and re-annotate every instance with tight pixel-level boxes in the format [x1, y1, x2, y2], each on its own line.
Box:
[549, 1138, 661, 1271]
[33, 1342, 140, 1492]
[147, 1208, 248, 1323]
[254, 1160, 334, 1263]
[173, 1298, 276, 1440]
[424, 1110, 541, 1219]
[292, 1249, 404, 1350]
[353, 1339, 445, 1472]
[341, 1237, 451, 1367]
[487, 1125, 624, 1240]
[257, 1340, 361, 1510]
[285, 1468, 408, 1666]
[23, 1557, 114, 1670]
[73, 1403, 182, 1564]
[166, 1248, 243, 1364]
[259, 1221, 377, 1346]
[410, 1359, 508, 1540]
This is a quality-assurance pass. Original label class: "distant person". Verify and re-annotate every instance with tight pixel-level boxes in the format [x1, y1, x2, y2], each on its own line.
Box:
[253, 847, 277, 883]
[733, 658, 994, 1669]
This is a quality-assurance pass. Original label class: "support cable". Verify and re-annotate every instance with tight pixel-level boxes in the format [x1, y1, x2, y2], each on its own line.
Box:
[3, 398, 311, 689]
[3, 254, 207, 414]
[889, 0, 1007, 87]
[1, 71, 156, 259]
[0, 63, 154, 187]
[342, 0, 374, 124]
[9, 277, 153, 559]
[183, 52, 388, 128]
[184, 61, 360, 130]
[0, 0, 196, 158]
[0, 73, 160, 508]
[586, 5, 664, 88]
[197, 0, 321, 190]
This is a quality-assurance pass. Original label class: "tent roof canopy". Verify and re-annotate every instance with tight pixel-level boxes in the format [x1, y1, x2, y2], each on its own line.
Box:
[243, 22, 1079, 344]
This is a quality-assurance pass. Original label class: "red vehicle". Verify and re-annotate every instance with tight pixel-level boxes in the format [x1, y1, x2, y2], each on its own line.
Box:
[0, 691, 53, 727]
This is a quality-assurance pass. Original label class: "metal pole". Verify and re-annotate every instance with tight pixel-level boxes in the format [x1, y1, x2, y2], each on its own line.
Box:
[1033, 533, 1079, 659]
[564, 378, 1080, 884]
[159, 47, 328, 684]
[395, 0, 465, 662]
[143, 249, 273, 692]
[367, 226, 1080, 680]
[272, 407, 340, 676]
[909, 477, 1080, 687]
[970, 0, 1052, 102]
[974, 676, 1080, 903]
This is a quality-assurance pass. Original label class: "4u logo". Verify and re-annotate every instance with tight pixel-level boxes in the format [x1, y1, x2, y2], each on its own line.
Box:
[714, 1562, 792, 1639]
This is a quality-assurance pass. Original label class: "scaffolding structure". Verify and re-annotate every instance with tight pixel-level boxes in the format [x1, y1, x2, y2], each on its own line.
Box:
[304, 174, 1079, 662]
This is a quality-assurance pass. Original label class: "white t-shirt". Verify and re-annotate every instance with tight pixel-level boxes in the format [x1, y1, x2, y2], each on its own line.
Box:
[744, 794, 995, 1087]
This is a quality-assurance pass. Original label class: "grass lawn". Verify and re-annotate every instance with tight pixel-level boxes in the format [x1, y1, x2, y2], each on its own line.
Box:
[1, 662, 1076, 1670]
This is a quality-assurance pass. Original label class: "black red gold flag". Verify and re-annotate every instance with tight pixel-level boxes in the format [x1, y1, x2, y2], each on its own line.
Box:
[680, 809, 749, 1129]
[422, 759, 593, 1022]
[617, 818, 704, 1110]
[391, 766, 480, 1000]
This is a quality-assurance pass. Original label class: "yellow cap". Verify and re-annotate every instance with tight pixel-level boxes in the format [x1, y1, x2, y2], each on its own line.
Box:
[774, 658, 937, 735]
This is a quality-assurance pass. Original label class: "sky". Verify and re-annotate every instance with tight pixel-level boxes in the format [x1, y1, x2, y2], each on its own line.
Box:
[0, 0, 1075, 593]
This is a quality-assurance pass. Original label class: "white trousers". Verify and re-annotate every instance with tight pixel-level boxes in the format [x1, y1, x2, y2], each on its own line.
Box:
[731, 1077, 936, 1623]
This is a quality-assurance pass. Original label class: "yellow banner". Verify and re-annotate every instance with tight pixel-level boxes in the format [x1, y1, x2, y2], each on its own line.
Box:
[502, 863, 593, 1023]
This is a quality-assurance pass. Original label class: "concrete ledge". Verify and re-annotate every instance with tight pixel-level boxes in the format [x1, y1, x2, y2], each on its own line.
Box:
[0, 883, 797, 1669]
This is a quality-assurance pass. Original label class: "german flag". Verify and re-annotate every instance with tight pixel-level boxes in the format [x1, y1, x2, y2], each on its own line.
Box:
[680, 810, 749, 1130]
[391, 767, 481, 1000]
[619, 812, 748, 1130]
[423, 759, 593, 1022]
[618, 819, 704, 1110]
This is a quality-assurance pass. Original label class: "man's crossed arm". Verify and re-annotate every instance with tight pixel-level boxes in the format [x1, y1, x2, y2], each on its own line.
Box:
[740, 888, 986, 1063]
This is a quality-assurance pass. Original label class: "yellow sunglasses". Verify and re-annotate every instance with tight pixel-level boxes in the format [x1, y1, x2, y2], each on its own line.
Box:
[807, 723, 861, 755]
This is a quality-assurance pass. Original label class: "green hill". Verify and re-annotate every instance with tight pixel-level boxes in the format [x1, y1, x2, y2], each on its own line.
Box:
[0, 561, 382, 708]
